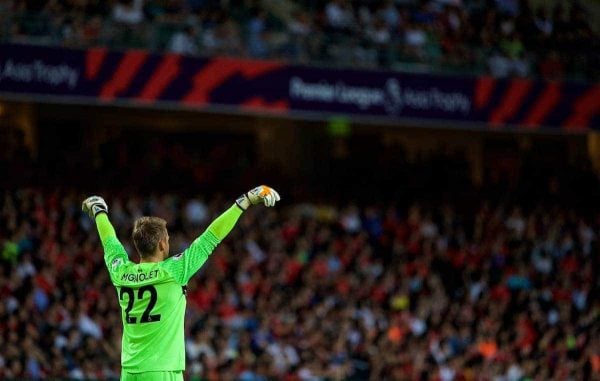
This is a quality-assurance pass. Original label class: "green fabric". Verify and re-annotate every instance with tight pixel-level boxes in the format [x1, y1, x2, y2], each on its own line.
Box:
[121, 370, 184, 381]
[96, 213, 129, 283]
[2, 241, 19, 264]
[111, 260, 187, 372]
[96, 213, 117, 242]
[97, 204, 243, 373]
[159, 231, 220, 285]
[206, 204, 243, 241]
[501, 38, 524, 59]
[103, 232, 219, 372]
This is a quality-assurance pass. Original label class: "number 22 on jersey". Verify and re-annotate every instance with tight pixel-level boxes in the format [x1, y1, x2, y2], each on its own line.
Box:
[119, 285, 162, 324]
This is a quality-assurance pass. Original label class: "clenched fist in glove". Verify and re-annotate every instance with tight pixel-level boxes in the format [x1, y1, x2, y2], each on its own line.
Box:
[82, 195, 109, 218]
[235, 185, 281, 210]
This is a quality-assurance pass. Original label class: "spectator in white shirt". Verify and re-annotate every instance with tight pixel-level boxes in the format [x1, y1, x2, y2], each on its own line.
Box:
[325, 0, 355, 32]
[534, 8, 553, 36]
[112, 0, 144, 25]
[404, 21, 427, 59]
[168, 26, 199, 56]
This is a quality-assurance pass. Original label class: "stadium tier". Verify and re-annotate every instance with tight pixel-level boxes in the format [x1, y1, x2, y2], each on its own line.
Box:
[1, 185, 599, 379]
[1, 119, 600, 379]
[0, 0, 598, 80]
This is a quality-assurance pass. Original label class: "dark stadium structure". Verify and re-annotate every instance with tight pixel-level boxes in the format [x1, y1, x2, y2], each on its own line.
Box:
[1, 0, 600, 380]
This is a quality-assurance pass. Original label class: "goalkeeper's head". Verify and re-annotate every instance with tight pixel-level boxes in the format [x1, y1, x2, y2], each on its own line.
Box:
[132, 217, 170, 262]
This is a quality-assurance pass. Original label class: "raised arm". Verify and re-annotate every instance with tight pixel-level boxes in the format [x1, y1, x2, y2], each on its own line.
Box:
[82, 196, 129, 276]
[161, 185, 280, 285]
[96, 213, 117, 243]
[207, 204, 244, 240]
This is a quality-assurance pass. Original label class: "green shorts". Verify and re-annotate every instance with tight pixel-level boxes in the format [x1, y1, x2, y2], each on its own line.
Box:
[121, 370, 184, 381]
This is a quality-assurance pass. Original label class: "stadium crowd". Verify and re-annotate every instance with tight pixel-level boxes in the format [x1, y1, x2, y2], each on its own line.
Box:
[0, 0, 598, 79]
[0, 186, 598, 380]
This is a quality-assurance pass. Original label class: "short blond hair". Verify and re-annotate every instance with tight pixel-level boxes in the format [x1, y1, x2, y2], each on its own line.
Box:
[132, 217, 167, 258]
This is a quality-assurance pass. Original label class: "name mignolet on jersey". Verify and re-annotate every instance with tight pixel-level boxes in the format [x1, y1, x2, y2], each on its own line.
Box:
[121, 269, 160, 282]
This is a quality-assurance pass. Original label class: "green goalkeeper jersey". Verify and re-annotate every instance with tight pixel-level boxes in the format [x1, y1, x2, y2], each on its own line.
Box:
[95, 205, 242, 373]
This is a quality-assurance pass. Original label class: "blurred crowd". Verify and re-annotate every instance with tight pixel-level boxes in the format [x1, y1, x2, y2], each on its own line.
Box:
[0, 0, 598, 79]
[1, 187, 598, 380]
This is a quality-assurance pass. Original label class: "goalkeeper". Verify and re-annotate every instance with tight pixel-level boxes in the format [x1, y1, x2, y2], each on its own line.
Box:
[82, 186, 280, 381]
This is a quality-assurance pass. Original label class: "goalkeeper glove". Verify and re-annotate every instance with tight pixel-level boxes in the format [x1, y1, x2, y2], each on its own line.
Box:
[236, 185, 281, 210]
[82, 196, 108, 218]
